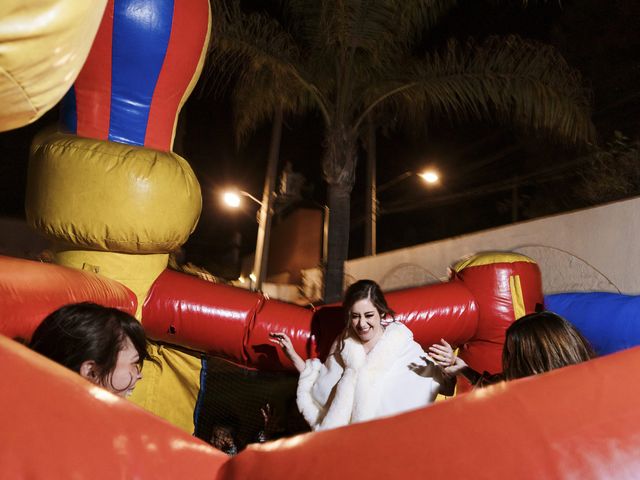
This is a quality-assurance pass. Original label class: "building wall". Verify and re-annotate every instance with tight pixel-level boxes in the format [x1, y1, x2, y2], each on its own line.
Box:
[345, 196, 640, 295]
[266, 207, 323, 285]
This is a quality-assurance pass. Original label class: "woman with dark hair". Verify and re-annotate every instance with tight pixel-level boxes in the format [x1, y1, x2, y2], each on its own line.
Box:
[271, 279, 454, 431]
[29, 302, 148, 397]
[429, 311, 595, 386]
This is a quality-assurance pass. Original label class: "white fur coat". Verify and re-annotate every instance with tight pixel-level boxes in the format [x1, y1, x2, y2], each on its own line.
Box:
[296, 322, 449, 431]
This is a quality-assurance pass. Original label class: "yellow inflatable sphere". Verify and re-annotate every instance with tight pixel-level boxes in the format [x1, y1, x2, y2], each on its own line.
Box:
[27, 133, 202, 253]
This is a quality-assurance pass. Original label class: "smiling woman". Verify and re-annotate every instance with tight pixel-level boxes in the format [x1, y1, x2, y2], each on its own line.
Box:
[28, 302, 148, 397]
[271, 280, 455, 431]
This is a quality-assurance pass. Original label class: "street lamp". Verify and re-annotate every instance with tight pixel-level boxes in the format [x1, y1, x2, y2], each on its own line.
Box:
[223, 190, 263, 209]
[365, 168, 441, 256]
[222, 188, 272, 291]
[418, 169, 440, 184]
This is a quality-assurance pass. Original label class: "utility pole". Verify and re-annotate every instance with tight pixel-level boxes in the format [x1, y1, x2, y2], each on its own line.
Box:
[253, 106, 283, 291]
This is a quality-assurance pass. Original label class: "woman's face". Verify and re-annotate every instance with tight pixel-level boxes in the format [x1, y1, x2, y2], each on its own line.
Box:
[350, 298, 384, 345]
[104, 337, 143, 397]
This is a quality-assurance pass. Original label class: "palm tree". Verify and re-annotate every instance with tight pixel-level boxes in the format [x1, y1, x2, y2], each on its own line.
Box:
[207, 0, 595, 302]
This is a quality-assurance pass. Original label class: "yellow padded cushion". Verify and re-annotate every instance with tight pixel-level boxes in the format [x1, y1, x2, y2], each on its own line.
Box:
[0, 0, 107, 132]
[27, 133, 202, 253]
[453, 252, 536, 272]
[53, 249, 169, 319]
[130, 342, 202, 434]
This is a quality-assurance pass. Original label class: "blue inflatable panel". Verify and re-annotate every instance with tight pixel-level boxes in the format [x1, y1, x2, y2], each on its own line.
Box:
[545, 292, 640, 356]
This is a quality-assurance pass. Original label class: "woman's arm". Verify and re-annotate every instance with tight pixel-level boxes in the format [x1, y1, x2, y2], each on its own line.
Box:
[459, 366, 483, 386]
[269, 332, 306, 373]
[437, 369, 457, 396]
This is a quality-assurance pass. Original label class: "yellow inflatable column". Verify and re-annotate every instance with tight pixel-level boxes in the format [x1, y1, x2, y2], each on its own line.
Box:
[26, 133, 204, 433]
[25, 0, 212, 434]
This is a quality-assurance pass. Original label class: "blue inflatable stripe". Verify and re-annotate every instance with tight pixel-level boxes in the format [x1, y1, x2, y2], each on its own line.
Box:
[109, 0, 174, 146]
[545, 292, 640, 356]
[59, 87, 78, 134]
[193, 355, 207, 436]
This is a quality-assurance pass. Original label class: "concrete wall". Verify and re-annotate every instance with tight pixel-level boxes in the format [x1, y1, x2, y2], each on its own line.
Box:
[345, 196, 640, 295]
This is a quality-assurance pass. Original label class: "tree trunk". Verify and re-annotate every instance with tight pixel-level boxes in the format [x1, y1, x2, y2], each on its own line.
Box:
[322, 124, 357, 303]
[324, 183, 351, 302]
[364, 117, 377, 256]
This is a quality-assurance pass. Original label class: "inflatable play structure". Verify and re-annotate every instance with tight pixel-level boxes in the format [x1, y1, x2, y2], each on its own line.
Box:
[3, 0, 640, 478]
[6, 232, 640, 479]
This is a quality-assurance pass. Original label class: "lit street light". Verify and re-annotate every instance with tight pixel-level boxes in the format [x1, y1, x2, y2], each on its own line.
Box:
[223, 190, 262, 208]
[222, 189, 270, 291]
[365, 168, 441, 256]
[223, 191, 241, 208]
[418, 169, 440, 184]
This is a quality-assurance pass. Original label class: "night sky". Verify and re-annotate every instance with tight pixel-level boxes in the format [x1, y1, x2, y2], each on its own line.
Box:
[1, 0, 638, 278]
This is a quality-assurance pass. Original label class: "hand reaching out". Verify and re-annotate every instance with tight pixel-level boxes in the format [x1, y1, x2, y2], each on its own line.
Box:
[428, 339, 467, 376]
[269, 332, 306, 373]
[258, 403, 284, 441]
[269, 332, 295, 355]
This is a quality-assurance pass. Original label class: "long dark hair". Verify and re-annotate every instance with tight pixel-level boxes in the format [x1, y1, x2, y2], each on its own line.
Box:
[29, 302, 148, 392]
[502, 311, 595, 381]
[342, 280, 395, 332]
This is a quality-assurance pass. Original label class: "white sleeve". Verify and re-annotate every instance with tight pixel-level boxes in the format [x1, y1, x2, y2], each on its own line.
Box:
[296, 359, 323, 429]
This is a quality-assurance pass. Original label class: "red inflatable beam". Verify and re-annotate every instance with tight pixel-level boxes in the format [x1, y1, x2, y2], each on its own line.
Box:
[142, 269, 478, 370]
[0, 336, 226, 478]
[217, 347, 640, 479]
[0, 255, 137, 341]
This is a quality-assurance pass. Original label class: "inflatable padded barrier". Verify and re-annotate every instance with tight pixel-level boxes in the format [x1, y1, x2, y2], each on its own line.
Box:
[0, 255, 136, 341]
[141, 270, 479, 370]
[546, 292, 640, 356]
[0, 336, 226, 479]
[452, 252, 543, 390]
[218, 346, 640, 480]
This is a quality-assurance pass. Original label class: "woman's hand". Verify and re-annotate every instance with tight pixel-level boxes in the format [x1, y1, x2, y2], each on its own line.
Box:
[428, 339, 467, 376]
[269, 332, 306, 373]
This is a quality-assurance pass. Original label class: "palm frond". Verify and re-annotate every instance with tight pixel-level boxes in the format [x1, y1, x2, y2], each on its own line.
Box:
[359, 36, 595, 145]
[206, 0, 300, 93]
[231, 67, 322, 145]
[283, 0, 458, 74]
[391, 0, 460, 46]
[205, 0, 332, 141]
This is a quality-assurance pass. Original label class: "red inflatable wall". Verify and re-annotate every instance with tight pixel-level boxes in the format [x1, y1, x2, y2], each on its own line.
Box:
[0, 255, 137, 341]
[0, 335, 226, 479]
[217, 346, 640, 480]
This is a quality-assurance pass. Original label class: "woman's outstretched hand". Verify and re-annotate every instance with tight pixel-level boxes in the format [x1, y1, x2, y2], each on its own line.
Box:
[429, 339, 467, 376]
[269, 332, 306, 373]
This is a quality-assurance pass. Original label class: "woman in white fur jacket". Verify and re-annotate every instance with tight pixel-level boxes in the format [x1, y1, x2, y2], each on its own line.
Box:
[270, 280, 456, 431]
